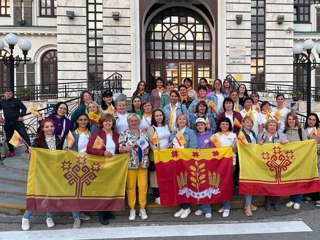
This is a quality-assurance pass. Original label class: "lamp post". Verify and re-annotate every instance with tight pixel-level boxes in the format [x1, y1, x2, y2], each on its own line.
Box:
[293, 39, 320, 116]
[0, 33, 32, 97]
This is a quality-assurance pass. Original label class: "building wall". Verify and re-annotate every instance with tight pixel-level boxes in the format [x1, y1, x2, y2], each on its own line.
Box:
[56, 0, 88, 85]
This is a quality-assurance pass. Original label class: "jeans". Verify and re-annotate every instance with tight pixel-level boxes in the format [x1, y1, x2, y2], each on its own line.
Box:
[180, 203, 189, 209]
[152, 187, 160, 198]
[290, 194, 303, 204]
[200, 204, 212, 214]
[223, 201, 230, 210]
[244, 195, 252, 205]
[23, 210, 53, 219]
[72, 211, 80, 219]
[4, 121, 31, 151]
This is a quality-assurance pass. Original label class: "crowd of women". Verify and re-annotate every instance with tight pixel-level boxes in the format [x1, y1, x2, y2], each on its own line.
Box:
[21, 77, 320, 231]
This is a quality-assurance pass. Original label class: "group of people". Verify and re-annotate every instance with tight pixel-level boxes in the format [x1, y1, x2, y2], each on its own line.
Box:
[0, 79, 318, 231]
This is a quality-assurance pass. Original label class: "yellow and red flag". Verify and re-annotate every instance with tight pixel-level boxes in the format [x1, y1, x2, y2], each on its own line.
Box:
[237, 131, 248, 145]
[234, 103, 240, 112]
[237, 140, 320, 196]
[106, 104, 115, 115]
[154, 147, 233, 205]
[88, 112, 101, 125]
[312, 127, 318, 137]
[209, 134, 222, 148]
[9, 130, 22, 147]
[30, 103, 39, 116]
[67, 131, 75, 148]
[234, 118, 242, 129]
[151, 130, 160, 146]
[273, 109, 282, 121]
[92, 136, 104, 150]
[26, 148, 129, 211]
[205, 117, 211, 129]
[246, 108, 255, 121]
[175, 131, 186, 147]
[209, 100, 217, 112]
[262, 110, 272, 120]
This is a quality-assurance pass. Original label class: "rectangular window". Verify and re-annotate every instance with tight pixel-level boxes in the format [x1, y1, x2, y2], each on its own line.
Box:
[0, 0, 10, 16]
[317, 7, 320, 31]
[294, 0, 320, 23]
[40, 0, 56, 17]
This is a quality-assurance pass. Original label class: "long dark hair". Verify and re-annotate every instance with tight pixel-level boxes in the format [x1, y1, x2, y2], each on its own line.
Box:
[101, 91, 115, 111]
[131, 96, 142, 113]
[305, 113, 320, 129]
[132, 81, 148, 96]
[37, 119, 55, 148]
[53, 102, 69, 115]
[195, 101, 208, 114]
[222, 97, 235, 112]
[151, 109, 166, 126]
[237, 84, 248, 97]
[80, 90, 92, 104]
[216, 117, 233, 132]
[75, 113, 90, 130]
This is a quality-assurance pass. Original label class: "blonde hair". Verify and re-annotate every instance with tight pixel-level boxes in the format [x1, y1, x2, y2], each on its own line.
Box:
[265, 119, 279, 131]
[87, 101, 103, 115]
[175, 113, 189, 128]
[126, 113, 141, 125]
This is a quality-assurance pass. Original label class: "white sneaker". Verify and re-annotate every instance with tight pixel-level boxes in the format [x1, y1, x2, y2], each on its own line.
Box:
[139, 208, 148, 220]
[194, 209, 203, 216]
[174, 208, 184, 217]
[293, 203, 301, 210]
[21, 218, 30, 231]
[218, 207, 224, 213]
[286, 201, 294, 208]
[80, 213, 91, 221]
[46, 218, 55, 228]
[222, 209, 230, 218]
[73, 218, 81, 229]
[205, 213, 212, 219]
[155, 197, 161, 205]
[129, 208, 136, 221]
[180, 208, 191, 219]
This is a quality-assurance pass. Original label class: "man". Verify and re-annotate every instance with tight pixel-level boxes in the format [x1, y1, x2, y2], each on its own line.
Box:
[0, 89, 31, 157]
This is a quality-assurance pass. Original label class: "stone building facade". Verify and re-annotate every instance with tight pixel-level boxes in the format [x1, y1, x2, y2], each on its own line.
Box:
[0, 0, 319, 97]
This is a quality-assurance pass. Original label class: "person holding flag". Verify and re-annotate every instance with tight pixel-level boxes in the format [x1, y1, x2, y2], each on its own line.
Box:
[188, 86, 215, 116]
[303, 113, 320, 206]
[271, 93, 290, 132]
[119, 113, 150, 221]
[147, 109, 170, 205]
[216, 98, 243, 135]
[229, 90, 243, 113]
[207, 79, 227, 115]
[189, 101, 216, 134]
[210, 117, 237, 218]
[238, 116, 258, 217]
[139, 101, 153, 132]
[21, 119, 63, 231]
[0, 89, 31, 157]
[101, 91, 116, 115]
[240, 97, 263, 136]
[169, 113, 197, 219]
[193, 118, 214, 219]
[260, 101, 274, 127]
[150, 77, 165, 109]
[87, 101, 103, 133]
[87, 113, 120, 225]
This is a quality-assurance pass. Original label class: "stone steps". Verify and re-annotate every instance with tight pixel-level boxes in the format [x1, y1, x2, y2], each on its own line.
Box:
[0, 166, 27, 186]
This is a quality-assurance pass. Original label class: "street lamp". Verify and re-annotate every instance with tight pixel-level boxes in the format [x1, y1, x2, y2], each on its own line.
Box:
[293, 39, 320, 116]
[0, 33, 32, 96]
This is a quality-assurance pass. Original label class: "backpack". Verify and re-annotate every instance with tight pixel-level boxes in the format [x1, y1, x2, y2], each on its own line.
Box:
[283, 128, 303, 141]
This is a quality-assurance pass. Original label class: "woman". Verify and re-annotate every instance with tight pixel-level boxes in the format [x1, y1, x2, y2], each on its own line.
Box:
[140, 101, 153, 131]
[87, 114, 120, 225]
[212, 117, 237, 218]
[223, 78, 231, 97]
[150, 77, 165, 109]
[21, 119, 63, 231]
[284, 112, 308, 210]
[183, 77, 198, 100]
[240, 116, 258, 217]
[271, 93, 290, 132]
[189, 101, 216, 134]
[131, 96, 143, 119]
[257, 119, 288, 211]
[132, 81, 151, 103]
[250, 92, 260, 113]
[237, 84, 249, 107]
[207, 79, 227, 115]
[163, 90, 188, 132]
[216, 98, 243, 135]
[114, 100, 129, 134]
[147, 109, 170, 204]
[188, 86, 211, 115]
[101, 91, 116, 114]
[38, 102, 72, 142]
[197, 77, 212, 95]
[71, 90, 93, 128]
[87, 101, 103, 133]
[64, 113, 92, 228]
[229, 90, 243, 112]
[160, 81, 174, 109]
[170, 114, 198, 219]
[260, 101, 273, 126]
[194, 118, 214, 218]
[303, 113, 320, 206]
[119, 113, 150, 221]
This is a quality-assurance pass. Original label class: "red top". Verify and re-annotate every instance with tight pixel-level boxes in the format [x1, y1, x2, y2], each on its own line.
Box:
[87, 129, 120, 156]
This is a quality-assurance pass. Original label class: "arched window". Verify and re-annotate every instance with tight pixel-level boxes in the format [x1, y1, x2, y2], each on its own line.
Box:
[41, 50, 57, 94]
[146, 7, 212, 90]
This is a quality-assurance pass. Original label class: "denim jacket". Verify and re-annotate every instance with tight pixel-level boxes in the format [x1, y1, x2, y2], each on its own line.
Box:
[162, 102, 189, 127]
[189, 113, 217, 134]
[169, 127, 198, 149]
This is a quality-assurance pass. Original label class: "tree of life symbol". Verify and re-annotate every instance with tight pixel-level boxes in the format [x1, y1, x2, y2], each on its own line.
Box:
[261, 146, 294, 183]
[61, 155, 101, 198]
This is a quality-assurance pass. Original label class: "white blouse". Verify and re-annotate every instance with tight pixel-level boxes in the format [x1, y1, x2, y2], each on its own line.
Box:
[105, 134, 116, 155]
[154, 125, 170, 149]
